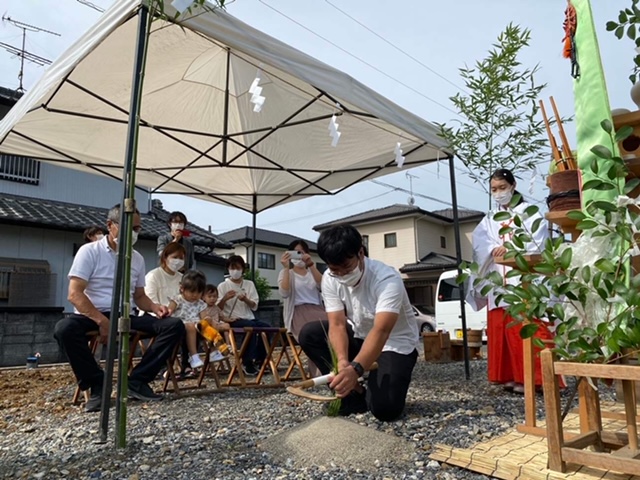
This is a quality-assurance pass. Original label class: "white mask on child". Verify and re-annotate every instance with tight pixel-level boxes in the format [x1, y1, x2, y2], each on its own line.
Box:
[228, 269, 243, 280]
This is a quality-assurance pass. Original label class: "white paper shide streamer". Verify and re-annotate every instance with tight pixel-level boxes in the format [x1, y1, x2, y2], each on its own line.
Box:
[394, 142, 405, 168]
[249, 77, 266, 113]
[328, 114, 341, 147]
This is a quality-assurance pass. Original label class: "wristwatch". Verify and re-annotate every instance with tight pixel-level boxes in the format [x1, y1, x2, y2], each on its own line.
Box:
[350, 361, 364, 377]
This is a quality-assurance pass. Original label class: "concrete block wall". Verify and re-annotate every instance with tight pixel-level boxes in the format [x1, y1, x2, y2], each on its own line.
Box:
[0, 307, 65, 367]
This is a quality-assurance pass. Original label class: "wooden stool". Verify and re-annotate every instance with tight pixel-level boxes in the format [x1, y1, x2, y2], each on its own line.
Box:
[271, 332, 309, 382]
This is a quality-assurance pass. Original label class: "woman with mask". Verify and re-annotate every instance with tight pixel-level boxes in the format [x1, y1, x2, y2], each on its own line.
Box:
[156, 211, 195, 271]
[217, 255, 270, 376]
[145, 243, 187, 307]
[278, 240, 325, 376]
[468, 168, 554, 394]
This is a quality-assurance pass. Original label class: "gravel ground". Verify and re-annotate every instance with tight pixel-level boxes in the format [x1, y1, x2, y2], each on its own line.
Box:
[0, 359, 614, 480]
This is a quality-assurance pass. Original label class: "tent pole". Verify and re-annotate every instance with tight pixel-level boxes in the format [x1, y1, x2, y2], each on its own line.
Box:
[251, 194, 257, 281]
[98, 4, 151, 448]
[222, 48, 230, 165]
[448, 155, 470, 381]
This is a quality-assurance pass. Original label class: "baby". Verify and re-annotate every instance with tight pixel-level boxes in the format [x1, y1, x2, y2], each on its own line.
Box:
[199, 284, 231, 362]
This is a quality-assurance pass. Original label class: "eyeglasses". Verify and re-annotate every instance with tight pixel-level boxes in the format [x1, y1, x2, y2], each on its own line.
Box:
[328, 256, 360, 277]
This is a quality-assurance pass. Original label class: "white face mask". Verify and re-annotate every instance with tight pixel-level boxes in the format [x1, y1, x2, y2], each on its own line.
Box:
[335, 263, 363, 287]
[113, 230, 138, 246]
[167, 258, 185, 273]
[171, 222, 185, 232]
[493, 189, 514, 207]
[229, 269, 243, 280]
[293, 259, 306, 268]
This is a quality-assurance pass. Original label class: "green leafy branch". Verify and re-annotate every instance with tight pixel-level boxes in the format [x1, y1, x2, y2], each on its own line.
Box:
[606, 0, 640, 84]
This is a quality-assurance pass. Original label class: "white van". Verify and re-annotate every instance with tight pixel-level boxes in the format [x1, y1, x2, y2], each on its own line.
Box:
[435, 270, 487, 341]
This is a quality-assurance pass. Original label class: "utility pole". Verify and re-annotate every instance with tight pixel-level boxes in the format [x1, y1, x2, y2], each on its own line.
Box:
[1, 16, 60, 92]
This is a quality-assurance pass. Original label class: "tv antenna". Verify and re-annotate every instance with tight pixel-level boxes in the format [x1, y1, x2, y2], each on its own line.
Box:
[406, 172, 418, 206]
[1, 15, 60, 92]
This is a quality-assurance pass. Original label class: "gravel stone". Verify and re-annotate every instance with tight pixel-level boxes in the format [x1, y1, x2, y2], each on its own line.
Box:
[0, 359, 615, 479]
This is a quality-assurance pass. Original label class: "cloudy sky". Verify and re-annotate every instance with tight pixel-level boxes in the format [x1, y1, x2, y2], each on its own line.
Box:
[0, 0, 633, 241]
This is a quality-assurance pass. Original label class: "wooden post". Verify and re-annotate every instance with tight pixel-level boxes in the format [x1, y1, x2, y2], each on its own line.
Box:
[541, 349, 566, 472]
[622, 379, 639, 452]
[522, 335, 536, 429]
[578, 378, 603, 452]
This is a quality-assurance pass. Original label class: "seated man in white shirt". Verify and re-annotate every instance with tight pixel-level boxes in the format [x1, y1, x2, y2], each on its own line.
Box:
[54, 204, 185, 413]
[298, 225, 419, 421]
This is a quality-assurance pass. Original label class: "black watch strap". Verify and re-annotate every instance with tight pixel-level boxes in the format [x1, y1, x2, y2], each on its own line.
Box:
[350, 361, 364, 377]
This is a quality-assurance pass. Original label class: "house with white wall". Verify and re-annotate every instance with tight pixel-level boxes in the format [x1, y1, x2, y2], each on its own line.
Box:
[313, 204, 484, 309]
[0, 86, 230, 311]
[216, 226, 323, 301]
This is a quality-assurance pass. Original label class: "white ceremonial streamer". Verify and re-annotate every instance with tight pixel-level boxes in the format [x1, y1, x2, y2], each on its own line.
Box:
[249, 77, 266, 112]
[328, 114, 341, 147]
[394, 142, 405, 168]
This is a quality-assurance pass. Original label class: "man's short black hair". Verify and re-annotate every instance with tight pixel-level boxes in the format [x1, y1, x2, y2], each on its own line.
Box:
[317, 225, 362, 265]
[226, 255, 246, 271]
[181, 270, 206, 294]
[168, 211, 187, 226]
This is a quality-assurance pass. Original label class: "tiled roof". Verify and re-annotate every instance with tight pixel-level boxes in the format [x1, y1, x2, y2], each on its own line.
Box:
[219, 226, 317, 251]
[0, 87, 22, 106]
[399, 252, 459, 273]
[431, 208, 485, 221]
[0, 193, 230, 248]
[313, 204, 483, 231]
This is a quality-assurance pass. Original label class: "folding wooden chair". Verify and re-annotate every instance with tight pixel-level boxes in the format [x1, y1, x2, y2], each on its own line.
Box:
[71, 330, 146, 404]
[224, 326, 291, 387]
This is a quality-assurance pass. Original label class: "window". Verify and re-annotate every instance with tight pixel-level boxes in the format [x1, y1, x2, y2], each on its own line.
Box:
[438, 277, 461, 302]
[362, 235, 369, 251]
[384, 232, 397, 248]
[440, 236, 447, 249]
[0, 154, 40, 185]
[257, 252, 275, 270]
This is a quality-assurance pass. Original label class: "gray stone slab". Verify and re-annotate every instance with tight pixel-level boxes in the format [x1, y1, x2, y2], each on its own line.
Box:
[258, 416, 413, 472]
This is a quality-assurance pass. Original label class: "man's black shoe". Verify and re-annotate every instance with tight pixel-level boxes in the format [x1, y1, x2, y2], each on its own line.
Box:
[85, 384, 103, 413]
[128, 381, 163, 402]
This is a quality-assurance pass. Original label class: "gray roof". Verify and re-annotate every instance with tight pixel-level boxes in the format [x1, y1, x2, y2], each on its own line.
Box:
[219, 226, 317, 251]
[0, 193, 230, 249]
[399, 252, 459, 273]
[313, 204, 484, 231]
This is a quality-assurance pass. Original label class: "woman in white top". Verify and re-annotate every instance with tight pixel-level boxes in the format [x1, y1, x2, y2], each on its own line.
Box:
[278, 240, 326, 376]
[145, 243, 186, 307]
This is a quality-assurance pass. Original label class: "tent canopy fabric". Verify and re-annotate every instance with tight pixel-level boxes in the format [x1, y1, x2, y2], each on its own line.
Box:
[0, 0, 451, 213]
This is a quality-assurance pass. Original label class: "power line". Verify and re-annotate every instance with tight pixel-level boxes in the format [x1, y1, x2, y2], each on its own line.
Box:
[257, 0, 459, 117]
[323, 0, 468, 95]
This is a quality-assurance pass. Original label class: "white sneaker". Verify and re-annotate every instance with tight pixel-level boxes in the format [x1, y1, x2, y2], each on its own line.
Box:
[189, 355, 204, 369]
[209, 351, 225, 363]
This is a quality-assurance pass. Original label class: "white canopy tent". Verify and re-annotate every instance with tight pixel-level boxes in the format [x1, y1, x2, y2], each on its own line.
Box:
[0, 0, 474, 445]
[0, 0, 451, 213]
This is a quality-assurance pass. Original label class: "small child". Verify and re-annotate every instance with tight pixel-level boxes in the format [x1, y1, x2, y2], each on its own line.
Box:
[167, 270, 208, 369]
[200, 284, 231, 363]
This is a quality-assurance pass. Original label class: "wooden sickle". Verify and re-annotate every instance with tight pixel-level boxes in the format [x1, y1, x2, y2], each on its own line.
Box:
[286, 362, 378, 402]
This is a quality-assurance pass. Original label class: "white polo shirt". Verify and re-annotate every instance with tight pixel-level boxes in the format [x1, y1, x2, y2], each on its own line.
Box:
[68, 236, 146, 313]
[322, 257, 419, 355]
